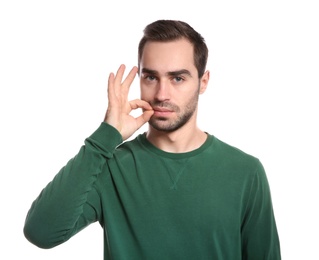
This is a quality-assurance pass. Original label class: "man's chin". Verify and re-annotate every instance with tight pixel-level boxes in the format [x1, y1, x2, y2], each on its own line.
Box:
[149, 118, 180, 133]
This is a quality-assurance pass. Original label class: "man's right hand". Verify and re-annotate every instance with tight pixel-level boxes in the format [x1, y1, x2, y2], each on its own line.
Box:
[104, 64, 154, 141]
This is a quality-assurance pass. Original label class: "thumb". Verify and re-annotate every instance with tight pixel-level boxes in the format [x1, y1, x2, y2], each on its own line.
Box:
[135, 110, 154, 130]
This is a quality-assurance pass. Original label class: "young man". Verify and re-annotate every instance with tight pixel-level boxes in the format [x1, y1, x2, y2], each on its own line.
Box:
[24, 20, 281, 259]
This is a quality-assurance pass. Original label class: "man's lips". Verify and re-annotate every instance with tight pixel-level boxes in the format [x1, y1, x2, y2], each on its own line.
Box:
[152, 106, 173, 116]
[153, 106, 172, 112]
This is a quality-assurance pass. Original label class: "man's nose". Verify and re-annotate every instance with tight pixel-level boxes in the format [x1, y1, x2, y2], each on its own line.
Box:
[154, 80, 170, 101]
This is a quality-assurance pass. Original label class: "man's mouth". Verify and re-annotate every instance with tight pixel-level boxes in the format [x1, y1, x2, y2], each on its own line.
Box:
[152, 106, 173, 117]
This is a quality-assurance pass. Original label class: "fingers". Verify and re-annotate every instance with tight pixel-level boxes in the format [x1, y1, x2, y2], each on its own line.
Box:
[107, 72, 115, 102]
[122, 66, 138, 89]
[129, 99, 154, 129]
[105, 65, 147, 139]
[114, 64, 126, 90]
[135, 110, 154, 130]
[107, 64, 138, 107]
[129, 99, 153, 111]
[113, 65, 138, 95]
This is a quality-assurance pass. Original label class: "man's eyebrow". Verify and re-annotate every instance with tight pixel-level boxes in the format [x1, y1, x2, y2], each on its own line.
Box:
[167, 69, 192, 77]
[141, 68, 192, 77]
[141, 68, 158, 75]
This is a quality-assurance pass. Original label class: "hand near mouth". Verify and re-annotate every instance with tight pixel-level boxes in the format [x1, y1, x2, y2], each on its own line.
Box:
[104, 64, 154, 141]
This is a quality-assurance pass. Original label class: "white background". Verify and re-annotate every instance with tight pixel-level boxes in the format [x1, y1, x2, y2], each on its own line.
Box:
[1, 0, 318, 259]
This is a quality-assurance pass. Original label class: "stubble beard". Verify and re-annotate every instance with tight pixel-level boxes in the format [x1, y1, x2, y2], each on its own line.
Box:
[148, 89, 200, 133]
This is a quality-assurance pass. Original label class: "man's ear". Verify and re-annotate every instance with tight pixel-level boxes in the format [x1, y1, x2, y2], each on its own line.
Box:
[199, 70, 210, 94]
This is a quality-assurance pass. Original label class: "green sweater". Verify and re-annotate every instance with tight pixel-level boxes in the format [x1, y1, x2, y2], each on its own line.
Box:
[24, 123, 281, 259]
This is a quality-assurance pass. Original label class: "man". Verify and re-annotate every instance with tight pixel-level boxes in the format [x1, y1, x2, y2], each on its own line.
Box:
[24, 20, 281, 259]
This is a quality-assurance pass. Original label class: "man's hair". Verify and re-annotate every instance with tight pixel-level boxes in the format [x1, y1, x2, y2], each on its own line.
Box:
[138, 20, 208, 78]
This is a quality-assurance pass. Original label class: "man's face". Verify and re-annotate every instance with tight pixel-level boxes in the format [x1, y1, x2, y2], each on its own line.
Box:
[139, 39, 203, 132]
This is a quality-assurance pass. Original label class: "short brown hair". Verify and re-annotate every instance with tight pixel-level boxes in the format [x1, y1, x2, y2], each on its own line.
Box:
[138, 20, 208, 78]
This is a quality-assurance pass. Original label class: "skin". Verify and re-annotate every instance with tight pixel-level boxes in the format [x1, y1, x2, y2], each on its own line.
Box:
[104, 38, 210, 153]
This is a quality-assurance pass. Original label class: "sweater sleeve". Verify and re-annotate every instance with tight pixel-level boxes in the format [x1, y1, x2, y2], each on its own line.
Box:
[241, 161, 281, 259]
[23, 122, 122, 249]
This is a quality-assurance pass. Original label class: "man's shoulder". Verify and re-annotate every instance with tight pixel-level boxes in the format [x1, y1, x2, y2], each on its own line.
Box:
[210, 135, 261, 168]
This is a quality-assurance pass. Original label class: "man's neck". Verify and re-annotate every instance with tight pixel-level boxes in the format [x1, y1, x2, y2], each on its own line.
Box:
[146, 125, 207, 153]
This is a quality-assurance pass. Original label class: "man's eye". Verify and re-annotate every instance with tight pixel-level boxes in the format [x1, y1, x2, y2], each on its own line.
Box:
[148, 76, 156, 81]
[173, 77, 183, 82]
[143, 75, 156, 81]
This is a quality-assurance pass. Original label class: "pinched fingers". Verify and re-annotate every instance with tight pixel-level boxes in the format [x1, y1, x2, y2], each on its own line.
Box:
[129, 99, 154, 129]
[129, 99, 153, 111]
